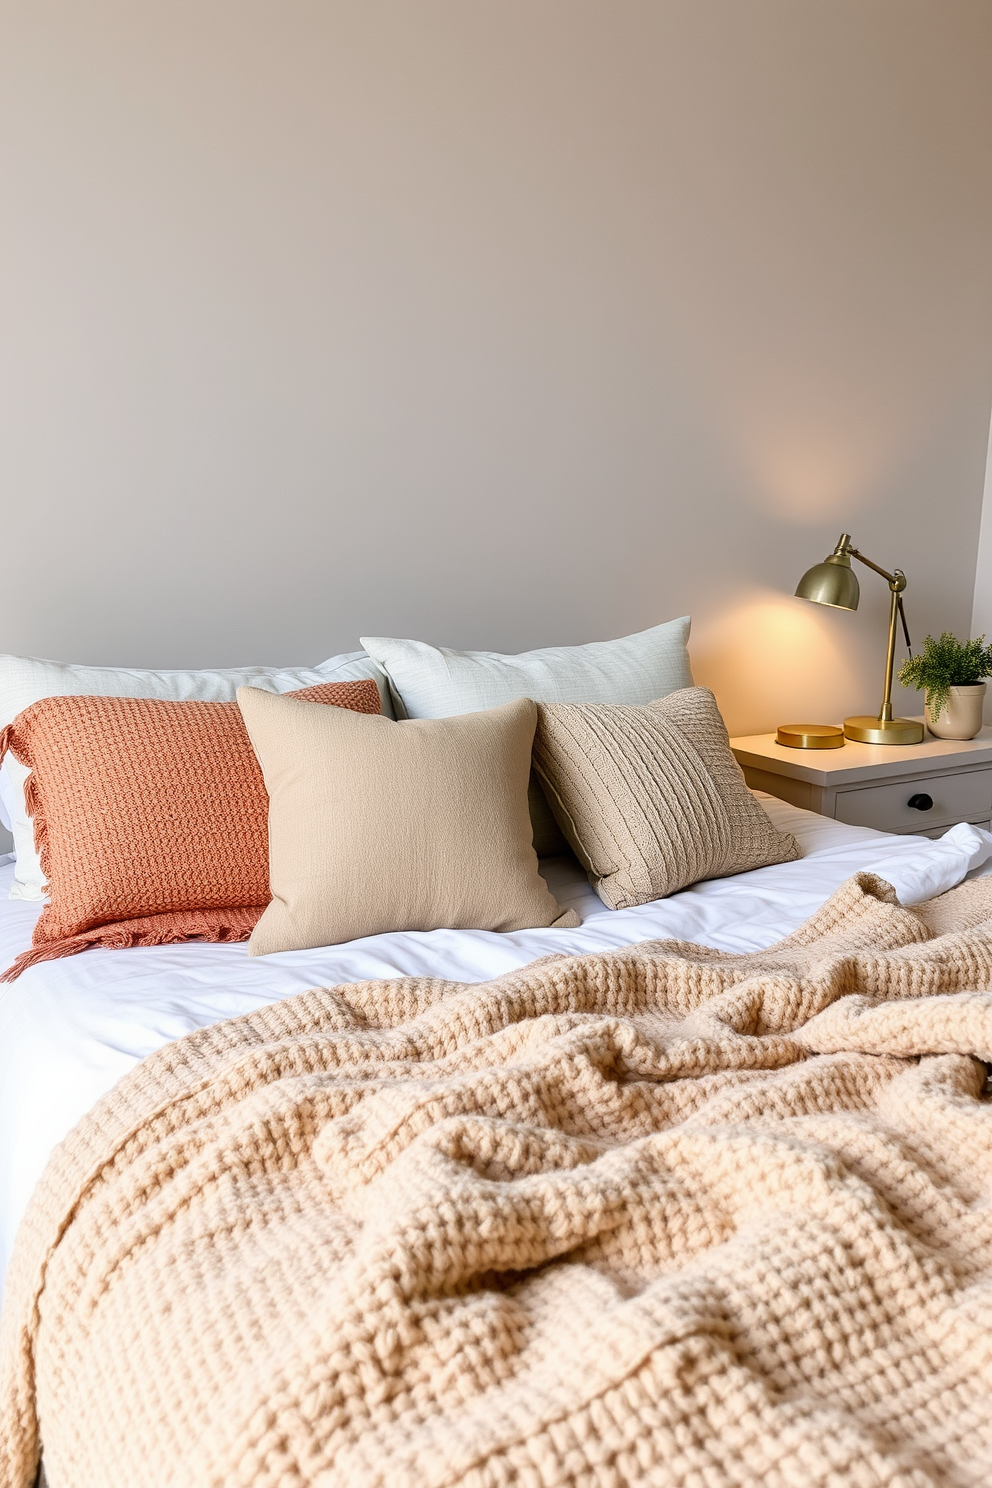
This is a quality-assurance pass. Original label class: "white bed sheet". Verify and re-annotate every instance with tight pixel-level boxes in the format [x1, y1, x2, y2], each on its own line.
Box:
[2, 796, 990, 1299]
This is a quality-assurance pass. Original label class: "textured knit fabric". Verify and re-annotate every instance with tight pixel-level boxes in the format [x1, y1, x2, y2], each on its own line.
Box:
[533, 686, 802, 908]
[0, 680, 380, 979]
[0, 650, 390, 899]
[239, 688, 579, 954]
[2, 872, 991, 1488]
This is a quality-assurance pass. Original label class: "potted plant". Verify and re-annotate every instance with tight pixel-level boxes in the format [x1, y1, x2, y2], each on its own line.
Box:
[898, 632, 992, 740]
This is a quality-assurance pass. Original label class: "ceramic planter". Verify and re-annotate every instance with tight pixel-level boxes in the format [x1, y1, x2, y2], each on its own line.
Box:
[924, 682, 987, 741]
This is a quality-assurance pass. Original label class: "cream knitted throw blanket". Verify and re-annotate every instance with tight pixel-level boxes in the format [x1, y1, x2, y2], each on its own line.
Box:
[3, 872, 992, 1488]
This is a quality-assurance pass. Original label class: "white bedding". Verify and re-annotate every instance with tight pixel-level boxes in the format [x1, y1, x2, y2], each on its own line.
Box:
[2, 795, 990, 1299]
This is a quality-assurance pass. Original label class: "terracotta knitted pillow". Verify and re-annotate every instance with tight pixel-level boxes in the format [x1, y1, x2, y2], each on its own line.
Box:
[0, 680, 380, 979]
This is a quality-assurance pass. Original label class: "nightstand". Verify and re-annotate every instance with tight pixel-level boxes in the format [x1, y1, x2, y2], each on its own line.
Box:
[730, 724, 992, 837]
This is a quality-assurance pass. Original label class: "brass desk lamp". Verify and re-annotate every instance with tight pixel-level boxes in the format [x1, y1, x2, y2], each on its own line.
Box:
[794, 533, 924, 745]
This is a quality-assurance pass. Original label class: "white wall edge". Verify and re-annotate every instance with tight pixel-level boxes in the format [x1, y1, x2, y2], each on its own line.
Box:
[972, 396, 992, 721]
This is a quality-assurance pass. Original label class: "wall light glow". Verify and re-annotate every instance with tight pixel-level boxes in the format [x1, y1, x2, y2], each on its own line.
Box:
[691, 590, 855, 737]
[737, 424, 907, 526]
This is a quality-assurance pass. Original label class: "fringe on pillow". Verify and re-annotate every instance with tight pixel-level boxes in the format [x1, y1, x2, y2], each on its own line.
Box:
[1, 906, 263, 982]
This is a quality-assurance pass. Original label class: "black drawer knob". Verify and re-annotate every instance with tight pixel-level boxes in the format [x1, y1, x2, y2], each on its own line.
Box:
[907, 793, 934, 812]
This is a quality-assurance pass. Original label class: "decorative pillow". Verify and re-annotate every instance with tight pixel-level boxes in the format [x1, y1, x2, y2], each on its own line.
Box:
[361, 618, 693, 855]
[238, 688, 579, 955]
[0, 650, 391, 900]
[531, 686, 802, 910]
[0, 680, 381, 980]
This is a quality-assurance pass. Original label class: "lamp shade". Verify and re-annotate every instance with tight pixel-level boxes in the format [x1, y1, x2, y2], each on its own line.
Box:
[795, 552, 860, 610]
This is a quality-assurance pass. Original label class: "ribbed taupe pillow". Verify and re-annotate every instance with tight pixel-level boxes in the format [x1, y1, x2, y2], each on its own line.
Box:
[532, 686, 801, 909]
[238, 688, 579, 954]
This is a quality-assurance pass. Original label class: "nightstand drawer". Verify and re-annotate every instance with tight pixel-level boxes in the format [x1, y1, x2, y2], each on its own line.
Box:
[834, 768, 992, 833]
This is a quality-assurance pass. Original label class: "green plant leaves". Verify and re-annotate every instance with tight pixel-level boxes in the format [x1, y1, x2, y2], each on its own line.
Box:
[897, 632, 992, 720]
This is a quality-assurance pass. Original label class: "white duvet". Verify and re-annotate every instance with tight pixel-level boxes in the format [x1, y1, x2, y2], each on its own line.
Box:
[1, 794, 990, 1299]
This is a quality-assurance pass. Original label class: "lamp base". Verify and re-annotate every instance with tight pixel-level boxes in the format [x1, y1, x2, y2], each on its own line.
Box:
[776, 724, 845, 749]
[843, 715, 924, 746]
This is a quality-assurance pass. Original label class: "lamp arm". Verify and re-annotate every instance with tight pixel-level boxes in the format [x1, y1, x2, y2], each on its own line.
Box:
[842, 542, 902, 590]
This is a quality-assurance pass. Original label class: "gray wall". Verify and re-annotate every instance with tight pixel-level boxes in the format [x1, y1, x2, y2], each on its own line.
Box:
[2, 0, 991, 736]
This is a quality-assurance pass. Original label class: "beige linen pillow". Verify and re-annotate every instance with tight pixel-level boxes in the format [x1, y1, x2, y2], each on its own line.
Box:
[532, 686, 801, 910]
[238, 688, 579, 954]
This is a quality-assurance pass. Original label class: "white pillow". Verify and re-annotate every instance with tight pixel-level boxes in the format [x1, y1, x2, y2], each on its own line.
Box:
[361, 619, 693, 856]
[0, 650, 389, 900]
[361, 618, 693, 718]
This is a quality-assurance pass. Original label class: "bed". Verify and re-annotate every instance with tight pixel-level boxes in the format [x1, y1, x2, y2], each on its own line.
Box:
[2, 637, 992, 1486]
[1, 797, 989, 1300]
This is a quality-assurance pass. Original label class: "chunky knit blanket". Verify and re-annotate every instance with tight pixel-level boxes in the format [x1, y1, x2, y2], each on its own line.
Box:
[3, 871, 992, 1488]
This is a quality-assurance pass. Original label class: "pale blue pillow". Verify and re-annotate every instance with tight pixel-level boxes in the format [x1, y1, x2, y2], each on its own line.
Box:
[361, 618, 693, 720]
